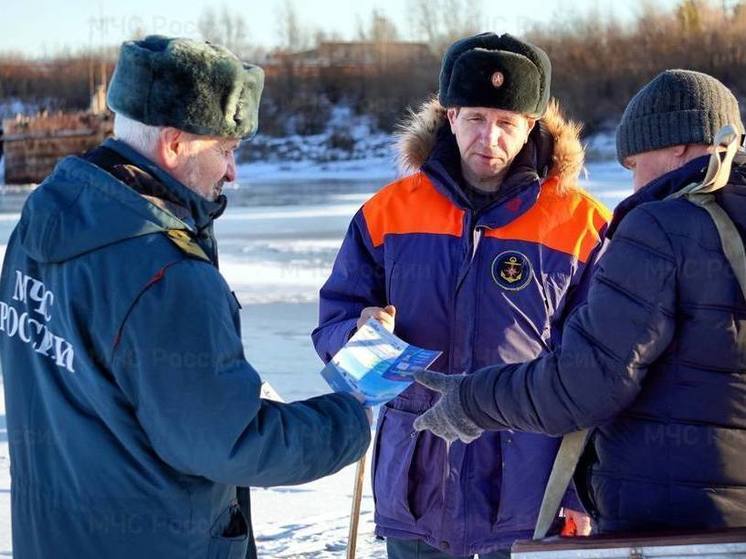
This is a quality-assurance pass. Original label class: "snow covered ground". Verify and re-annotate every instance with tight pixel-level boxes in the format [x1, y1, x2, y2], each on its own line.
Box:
[0, 159, 632, 557]
[0, 384, 12, 557]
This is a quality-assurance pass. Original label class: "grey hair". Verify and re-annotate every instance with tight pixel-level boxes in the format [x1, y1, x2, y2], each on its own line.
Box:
[112, 113, 163, 155]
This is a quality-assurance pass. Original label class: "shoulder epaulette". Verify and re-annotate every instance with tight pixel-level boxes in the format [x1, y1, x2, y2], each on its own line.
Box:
[164, 229, 211, 263]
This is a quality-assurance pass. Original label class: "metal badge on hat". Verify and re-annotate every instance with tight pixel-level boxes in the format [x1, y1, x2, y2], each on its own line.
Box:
[491, 71, 504, 88]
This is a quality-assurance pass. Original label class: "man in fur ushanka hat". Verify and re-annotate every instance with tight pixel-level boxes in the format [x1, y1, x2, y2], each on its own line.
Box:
[313, 32, 609, 558]
[0, 35, 371, 559]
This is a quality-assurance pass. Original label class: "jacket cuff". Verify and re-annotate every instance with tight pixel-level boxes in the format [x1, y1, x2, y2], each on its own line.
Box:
[336, 318, 359, 349]
[319, 318, 359, 362]
[335, 392, 371, 444]
[458, 372, 499, 430]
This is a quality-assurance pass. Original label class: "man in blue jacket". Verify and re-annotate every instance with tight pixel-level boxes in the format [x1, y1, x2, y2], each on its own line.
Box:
[313, 33, 609, 557]
[414, 70, 746, 534]
[0, 35, 371, 558]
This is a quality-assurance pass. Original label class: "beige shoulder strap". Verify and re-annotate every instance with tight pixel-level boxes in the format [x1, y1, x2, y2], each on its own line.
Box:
[533, 428, 590, 539]
[687, 196, 746, 302]
[670, 124, 745, 198]
[668, 125, 746, 301]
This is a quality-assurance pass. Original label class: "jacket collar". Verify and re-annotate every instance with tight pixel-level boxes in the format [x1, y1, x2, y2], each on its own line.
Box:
[395, 98, 584, 194]
[607, 155, 710, 239]
[421, 124, 543, 228]
[102, 138, 227, 232]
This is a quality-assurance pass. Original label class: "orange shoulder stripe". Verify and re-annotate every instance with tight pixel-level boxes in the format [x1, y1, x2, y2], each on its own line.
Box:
[484, 177, 611, 263]
[363, 173, 465, 247]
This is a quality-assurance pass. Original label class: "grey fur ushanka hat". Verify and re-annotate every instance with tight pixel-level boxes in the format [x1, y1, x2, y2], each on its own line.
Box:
[438, 32, 551, 118]
[107, 35, 264, 139]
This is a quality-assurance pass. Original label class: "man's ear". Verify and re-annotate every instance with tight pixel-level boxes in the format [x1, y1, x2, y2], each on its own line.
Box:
[156, 127, 185, 171]
[446, 108, 459, 133]
[671, 144, 688, 158]
[524, 118, 537, 144]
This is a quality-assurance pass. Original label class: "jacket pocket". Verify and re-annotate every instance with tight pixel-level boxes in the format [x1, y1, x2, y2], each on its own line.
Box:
[492, 433, 560, 532]
[372, 406, 419, 526]
[207, 502, 249, 559]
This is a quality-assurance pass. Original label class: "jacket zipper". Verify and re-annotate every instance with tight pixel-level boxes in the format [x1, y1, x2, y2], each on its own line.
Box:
[455, 219, 485, 292]
[441, 216, 484, 549]
[471, 227, 484, 260]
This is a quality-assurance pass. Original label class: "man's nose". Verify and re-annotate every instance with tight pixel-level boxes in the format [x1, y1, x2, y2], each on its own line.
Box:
[482, 124, 502, 146]
[225, 153, 237, 182]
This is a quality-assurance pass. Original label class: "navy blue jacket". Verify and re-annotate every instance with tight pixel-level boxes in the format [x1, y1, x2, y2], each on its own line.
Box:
[0, 139, 371, 559]
[461, 156, 746, 533]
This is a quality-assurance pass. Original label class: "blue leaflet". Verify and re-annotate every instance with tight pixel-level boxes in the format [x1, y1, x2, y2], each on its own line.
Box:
[320, 318, 442, 406]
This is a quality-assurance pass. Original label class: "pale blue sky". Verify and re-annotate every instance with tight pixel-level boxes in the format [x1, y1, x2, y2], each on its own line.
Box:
[0, 0, 682, 57]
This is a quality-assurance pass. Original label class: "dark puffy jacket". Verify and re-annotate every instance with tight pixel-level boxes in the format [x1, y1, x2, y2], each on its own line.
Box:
[461, 155, 746, 533]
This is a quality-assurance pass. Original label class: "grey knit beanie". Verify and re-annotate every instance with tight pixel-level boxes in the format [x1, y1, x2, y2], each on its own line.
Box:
[616, 69, 744, 165]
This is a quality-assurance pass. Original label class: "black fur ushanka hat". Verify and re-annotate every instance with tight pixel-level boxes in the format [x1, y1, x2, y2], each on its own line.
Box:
[438, 32, 551, 118]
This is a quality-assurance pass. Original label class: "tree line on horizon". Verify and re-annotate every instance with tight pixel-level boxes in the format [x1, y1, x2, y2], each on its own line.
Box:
[1, 0, 745, 138]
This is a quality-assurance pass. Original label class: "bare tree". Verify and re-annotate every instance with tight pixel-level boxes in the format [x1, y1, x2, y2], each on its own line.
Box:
[441, 0, 482, 42]
[368, 9, 400, 43]
[276, 0, 309, 52]
[407, 0, 439, 45]
[312, 28, 343, 47]
[198, 8, 219, 43]
[676, 0, 725, 31]
[406, 0, 484, 53]
[198, 5, 251, 57]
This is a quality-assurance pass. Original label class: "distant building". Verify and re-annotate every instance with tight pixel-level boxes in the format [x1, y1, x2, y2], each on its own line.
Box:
[264, 41, 435, 78]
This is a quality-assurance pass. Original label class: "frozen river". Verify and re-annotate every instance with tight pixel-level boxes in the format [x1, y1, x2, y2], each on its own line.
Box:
[0, 160, 633, 557]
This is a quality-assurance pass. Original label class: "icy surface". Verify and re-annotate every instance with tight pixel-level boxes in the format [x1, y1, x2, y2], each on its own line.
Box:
[0, 159, 632, 557]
